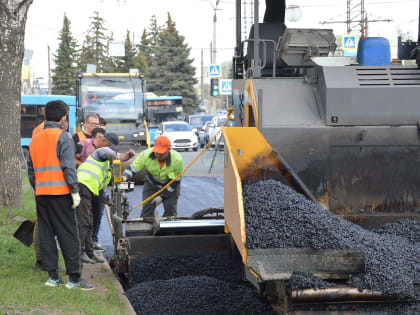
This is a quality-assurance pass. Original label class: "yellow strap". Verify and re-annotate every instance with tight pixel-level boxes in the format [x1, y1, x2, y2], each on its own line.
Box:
[132, 109, 234, 210]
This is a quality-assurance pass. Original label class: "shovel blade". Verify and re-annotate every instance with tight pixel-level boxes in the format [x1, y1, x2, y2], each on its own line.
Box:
[13, 220, 35, 247]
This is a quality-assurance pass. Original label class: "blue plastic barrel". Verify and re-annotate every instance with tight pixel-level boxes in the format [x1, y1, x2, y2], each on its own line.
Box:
[357, 37, 391, 66]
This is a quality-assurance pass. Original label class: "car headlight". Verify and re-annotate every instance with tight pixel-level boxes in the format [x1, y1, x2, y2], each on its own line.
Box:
[133, 133, 139, 138]
[139, 131, 145, 137]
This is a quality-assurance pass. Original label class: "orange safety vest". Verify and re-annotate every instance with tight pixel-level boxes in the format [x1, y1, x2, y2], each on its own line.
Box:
[77, 130, 87, 142]
[32, 121, 45, 136]
[29, 128, 70, 195]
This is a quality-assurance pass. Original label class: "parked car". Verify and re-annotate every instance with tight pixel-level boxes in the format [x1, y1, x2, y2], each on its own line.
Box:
[188, 114, 214, 135]
[198, 121, 212, 148]
[156, 121, 199, 151]
[215, 110, 227, 116]
[207, 115, 234, 148]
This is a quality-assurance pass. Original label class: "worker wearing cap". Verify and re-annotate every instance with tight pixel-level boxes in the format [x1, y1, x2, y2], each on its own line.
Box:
[123, 136, 184, 217]
[77, 144, 118, 264]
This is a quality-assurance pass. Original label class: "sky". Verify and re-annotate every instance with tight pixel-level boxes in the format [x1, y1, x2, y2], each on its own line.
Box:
[24, 0, 419, 84]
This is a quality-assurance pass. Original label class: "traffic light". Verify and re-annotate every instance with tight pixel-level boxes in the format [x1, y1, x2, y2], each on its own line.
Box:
[210, 78, 219, 97]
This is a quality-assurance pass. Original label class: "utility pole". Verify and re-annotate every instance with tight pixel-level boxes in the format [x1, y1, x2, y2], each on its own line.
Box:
[48, 44, 52, 95]
[320, 0, 392, 37]
[210, 0, 221, 114]
[242, 0, 254, 41]
[211, 0, 221, 63]
[201, 49, 204, 111]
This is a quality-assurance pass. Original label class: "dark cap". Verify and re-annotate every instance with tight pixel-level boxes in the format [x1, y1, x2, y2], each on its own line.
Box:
[104, 133, 119, 151]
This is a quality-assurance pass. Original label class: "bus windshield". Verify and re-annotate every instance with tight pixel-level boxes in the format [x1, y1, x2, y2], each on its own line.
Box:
[80, 75, 142, 121]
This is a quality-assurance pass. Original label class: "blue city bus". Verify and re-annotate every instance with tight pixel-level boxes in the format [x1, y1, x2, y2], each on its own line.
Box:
[142, 96, 183, 145]
[20, 94, 76, 158]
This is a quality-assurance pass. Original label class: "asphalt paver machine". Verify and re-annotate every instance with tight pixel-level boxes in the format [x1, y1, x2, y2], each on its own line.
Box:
[108, 1, 420, 312]
[223, 0, 420, 311]
[231, 0, 420, 227]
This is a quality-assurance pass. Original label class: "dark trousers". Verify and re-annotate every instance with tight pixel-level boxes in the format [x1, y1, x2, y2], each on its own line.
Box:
[77, 184, 95, 255]
[35, 194, 81, 277]
[141, 181, 179, 217]
[93, 201, 104, 243]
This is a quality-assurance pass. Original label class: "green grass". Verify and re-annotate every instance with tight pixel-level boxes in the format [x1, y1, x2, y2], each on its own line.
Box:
[0, 174, 129, 315]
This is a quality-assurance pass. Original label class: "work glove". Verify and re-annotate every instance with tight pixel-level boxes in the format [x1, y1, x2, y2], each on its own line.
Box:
[151, 196, 163, 207]
[71, 193, 81, 209]
[122, 176, 128, 182]
[166, 186, 175, 193]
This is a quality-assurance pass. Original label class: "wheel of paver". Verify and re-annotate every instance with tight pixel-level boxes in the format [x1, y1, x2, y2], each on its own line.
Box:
[120, 155, 145, 185]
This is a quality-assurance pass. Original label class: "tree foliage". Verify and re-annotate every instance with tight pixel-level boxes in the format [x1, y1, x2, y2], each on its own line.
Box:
[79, 11, 111, 73]
[144, 13, 198, 112]
[52, 14, 79, 95]
[113, 30, 136, 72]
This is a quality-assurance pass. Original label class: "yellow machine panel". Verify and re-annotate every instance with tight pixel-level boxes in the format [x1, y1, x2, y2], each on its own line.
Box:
[223, 127, 276, 264]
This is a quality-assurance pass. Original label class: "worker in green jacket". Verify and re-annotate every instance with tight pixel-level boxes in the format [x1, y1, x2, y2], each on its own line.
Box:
[122, 136, 184, 217]
[77, 144, 117, 264]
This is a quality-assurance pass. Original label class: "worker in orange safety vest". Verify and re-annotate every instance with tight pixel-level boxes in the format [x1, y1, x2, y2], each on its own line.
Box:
[27, 100, 93, 290]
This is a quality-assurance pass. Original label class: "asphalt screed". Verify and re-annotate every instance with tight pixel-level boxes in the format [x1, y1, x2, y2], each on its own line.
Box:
[243, 179, 420, 312]
[126, 253, 275, 315]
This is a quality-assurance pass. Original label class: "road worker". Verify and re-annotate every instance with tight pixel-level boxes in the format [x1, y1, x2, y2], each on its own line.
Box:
[72, 113, 99, 145]
[27, 100, 93, 290]
[77, 144, 118, 263]
[122, 136, 184, 217]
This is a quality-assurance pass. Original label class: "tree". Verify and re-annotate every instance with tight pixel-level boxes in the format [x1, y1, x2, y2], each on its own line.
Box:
[79, 11, 110, 73]
[0, 0, 33, 208]
[114, 30, 136, 72]
[138, 16, 161, 79]
[52, 14, 79, 95]
[148, 13, 198, 113]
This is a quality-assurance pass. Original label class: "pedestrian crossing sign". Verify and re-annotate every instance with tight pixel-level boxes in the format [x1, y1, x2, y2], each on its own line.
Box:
[220, 79, 232, 95]
[209, 64, 221, 78]
[342, 35, 358, 50]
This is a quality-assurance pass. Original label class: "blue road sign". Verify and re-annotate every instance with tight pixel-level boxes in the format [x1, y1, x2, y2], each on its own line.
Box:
[220, 79, 232, 95]
[343, 35, 357, 50]
[209, 64, 221, 77]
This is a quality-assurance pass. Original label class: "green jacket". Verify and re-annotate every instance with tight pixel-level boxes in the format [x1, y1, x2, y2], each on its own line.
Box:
[77, 156, 112, 196]
[129, 148, 184, 184]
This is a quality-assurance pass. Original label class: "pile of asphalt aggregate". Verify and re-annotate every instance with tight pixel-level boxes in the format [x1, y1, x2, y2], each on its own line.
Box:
[372, 219, 420, 244]
[290, 271, 335, 291]
[243, 180, 420, 299]
[126, 276, 276, 315]
[127, 254, 275, 314]
[129, 253, 243, 286]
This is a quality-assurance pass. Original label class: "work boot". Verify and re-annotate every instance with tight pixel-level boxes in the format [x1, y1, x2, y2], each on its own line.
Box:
[80, 252, 96, 264]
[88, 252, 104, 263]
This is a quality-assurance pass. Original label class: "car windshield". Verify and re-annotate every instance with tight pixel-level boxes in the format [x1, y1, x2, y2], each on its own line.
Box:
[189, 115, 213, 126]
[164, 123, 192, 132]
[80, 75, 142, 121]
